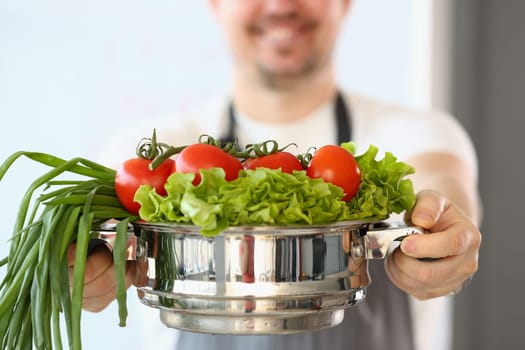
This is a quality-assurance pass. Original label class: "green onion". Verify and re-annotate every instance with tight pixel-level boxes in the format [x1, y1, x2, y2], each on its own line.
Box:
[0, 152, 135, 350]
[113, 218, 131, 327]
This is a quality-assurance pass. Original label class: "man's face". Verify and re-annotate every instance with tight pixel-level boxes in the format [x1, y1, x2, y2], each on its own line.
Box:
[211, 0, 350, 88]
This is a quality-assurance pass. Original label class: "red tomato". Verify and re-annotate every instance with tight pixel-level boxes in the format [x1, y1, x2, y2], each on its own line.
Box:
[306, 145, 361, 201]
[243, 152, 303, 174]
[175, 143, 243, 184]
[115, 158, 175, 215]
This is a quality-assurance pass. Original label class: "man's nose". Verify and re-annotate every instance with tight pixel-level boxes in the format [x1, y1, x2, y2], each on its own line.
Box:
[263, 0, 299, 15]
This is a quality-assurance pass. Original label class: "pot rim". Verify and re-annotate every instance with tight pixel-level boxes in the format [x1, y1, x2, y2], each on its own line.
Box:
[133, 218, 385, 236]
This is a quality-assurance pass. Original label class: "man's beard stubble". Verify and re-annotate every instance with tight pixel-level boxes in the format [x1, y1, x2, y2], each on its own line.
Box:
[256, 50, 320, 91]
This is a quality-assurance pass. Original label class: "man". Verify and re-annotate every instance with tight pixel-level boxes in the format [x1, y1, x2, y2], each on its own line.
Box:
[76, 0, 481, 349]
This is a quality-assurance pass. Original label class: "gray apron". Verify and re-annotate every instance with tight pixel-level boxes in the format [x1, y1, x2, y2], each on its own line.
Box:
[175, 261, 415, 350]
[175, 92, 415, 350]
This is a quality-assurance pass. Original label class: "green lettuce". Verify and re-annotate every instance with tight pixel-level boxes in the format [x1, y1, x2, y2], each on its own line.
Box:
[135, 144, 416, 236]
[343, 143, 416, 220]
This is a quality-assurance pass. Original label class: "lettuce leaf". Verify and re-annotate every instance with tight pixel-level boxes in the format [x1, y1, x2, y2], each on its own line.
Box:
[343, 143, 416, 220]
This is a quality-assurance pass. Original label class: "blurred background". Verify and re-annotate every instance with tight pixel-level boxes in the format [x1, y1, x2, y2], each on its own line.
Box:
[0, 0, 523, 349]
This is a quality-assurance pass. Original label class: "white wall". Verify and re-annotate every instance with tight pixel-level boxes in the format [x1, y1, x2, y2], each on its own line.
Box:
[0, 1, 432, 348]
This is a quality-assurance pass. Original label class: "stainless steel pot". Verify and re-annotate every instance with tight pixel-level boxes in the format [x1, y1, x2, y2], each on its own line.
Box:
[93, 220, 422, 335]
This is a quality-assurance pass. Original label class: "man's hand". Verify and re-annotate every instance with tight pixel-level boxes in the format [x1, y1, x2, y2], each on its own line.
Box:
[385, 189, 482, 299]
[68, 244, 136, 312]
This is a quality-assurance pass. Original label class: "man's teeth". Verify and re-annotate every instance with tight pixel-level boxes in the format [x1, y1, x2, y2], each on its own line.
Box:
[265, 28, 295, 40]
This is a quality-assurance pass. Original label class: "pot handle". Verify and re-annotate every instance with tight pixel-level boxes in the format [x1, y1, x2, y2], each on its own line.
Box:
[88, 220, 137, 260]
[361, 222, 425, 260]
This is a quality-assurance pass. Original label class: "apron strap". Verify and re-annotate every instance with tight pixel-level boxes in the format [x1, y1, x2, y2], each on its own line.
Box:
[221, 90, 352, 145]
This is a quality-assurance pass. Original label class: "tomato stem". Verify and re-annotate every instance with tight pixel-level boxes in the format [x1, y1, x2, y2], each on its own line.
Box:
[149, 145, 187, 170]
[241, 141, 299, 159]
[136, 129, 172, 160]
[146, 133, 307, 168]
[297, 147, 316, 168]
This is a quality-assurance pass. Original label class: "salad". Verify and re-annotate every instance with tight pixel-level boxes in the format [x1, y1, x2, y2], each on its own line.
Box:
[0, 131, 415, 350]
[128, 136, 416, 236]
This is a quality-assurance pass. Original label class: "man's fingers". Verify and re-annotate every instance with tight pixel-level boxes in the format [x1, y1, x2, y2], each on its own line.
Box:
[400, 225, 475, 259]
[68, 244, 113, 284]
[83, 261, 136, 312]
[386, 250, 466, 299]
[68, 243, 137, 312]
[409, 190, 447, 229]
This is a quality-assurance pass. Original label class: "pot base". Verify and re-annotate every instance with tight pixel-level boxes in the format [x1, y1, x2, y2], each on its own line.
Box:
[138, 287, 367, 334]
[159, 309, 346, 335]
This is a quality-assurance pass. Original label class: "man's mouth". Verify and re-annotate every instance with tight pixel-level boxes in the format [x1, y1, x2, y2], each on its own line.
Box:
[263, 27, 298, 45]
[250, 19, 315, 48]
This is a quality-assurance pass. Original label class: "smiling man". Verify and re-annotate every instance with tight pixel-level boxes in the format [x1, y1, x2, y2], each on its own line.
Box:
[79, 1, 481, 349]
[215, 0, 349, 122]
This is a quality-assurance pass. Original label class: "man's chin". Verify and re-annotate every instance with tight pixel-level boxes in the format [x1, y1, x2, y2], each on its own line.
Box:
[259, 72, 304, 90]
[257, 64, 316, 90]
